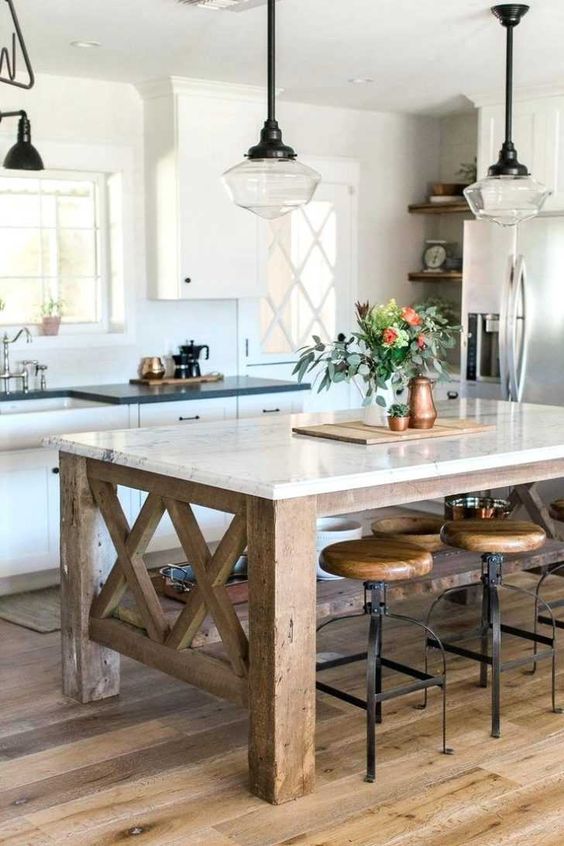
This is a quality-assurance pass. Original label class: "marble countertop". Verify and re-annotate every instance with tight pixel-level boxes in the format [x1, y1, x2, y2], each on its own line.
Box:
[1, 376, 309, 405]
[47, 399, 564, 501]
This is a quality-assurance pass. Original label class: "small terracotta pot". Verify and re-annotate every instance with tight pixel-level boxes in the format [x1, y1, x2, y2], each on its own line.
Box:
[387, 416, 410, 432]
[409, 376, 437, 430]
[41, 316, 61, 336]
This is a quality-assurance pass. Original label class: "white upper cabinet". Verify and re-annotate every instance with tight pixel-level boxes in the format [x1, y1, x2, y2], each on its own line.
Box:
[139, 78, 267, 299]
[474, 90, 564, 211]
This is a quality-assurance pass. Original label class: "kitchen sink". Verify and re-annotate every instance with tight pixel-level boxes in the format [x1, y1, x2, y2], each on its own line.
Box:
[0, 397, 105, 415]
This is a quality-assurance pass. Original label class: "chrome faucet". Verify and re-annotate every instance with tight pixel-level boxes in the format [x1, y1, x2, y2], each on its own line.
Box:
[1, 328, 32, 394]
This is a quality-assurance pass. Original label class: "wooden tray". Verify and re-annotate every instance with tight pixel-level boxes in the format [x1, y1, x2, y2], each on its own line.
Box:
[292, 417, 494, 445]
[130, 373, 224, 387]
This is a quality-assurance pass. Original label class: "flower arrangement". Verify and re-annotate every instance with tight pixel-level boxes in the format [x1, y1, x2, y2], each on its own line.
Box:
[293, 299, 459, 409]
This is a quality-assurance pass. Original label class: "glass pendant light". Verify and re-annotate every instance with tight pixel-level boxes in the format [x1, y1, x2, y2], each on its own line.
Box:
[222, 0, 320, 219]
[464, 4, 550, 227]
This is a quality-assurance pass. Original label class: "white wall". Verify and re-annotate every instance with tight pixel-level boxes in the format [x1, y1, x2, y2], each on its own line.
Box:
[0, 74, 440, 387]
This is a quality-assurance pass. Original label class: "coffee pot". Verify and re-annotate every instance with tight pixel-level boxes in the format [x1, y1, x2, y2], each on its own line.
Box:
[173, 340, 210, 379]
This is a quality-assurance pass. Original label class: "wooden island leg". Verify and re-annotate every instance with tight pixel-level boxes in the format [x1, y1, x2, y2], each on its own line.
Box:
[247, 495, 317, 805]
[60, 453, 120, 703]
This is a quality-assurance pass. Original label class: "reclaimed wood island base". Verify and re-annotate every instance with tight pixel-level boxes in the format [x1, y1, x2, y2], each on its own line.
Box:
[50, 400, 564, 805]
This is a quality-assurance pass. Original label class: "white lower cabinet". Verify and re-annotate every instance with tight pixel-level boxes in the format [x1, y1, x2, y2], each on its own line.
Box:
[237, 391, 304, 419]
[0, 449, 60, 579]
[138, 398, 238, 551]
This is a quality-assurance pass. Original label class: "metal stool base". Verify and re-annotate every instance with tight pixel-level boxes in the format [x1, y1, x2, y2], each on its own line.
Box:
[316, 581, 453, 784]
[426, 553, 560, 739]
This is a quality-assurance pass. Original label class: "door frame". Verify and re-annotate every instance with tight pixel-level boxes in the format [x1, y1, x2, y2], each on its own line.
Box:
[237, 155, 360, 373]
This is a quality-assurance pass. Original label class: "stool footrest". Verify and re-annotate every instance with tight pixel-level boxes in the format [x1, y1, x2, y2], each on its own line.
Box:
[500, 623, 553, 646]
[428, 637, 554, 671]
[539, 614, 564, 629]
[316, 671, 443, 712]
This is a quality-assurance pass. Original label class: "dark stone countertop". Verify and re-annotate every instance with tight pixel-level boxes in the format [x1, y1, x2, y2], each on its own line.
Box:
[0, 376, 310, 406]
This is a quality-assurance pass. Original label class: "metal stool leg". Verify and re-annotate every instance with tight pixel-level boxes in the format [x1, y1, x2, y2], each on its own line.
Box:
[489, 582, 502, 737]
[479, 578, 490, 689]
[365, 585, 382, 783]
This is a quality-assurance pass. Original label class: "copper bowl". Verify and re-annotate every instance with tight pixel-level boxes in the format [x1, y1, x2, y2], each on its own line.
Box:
[444, 496, 511, 521]
[140, 356, 166, 380]
[371, 515, 444, 552]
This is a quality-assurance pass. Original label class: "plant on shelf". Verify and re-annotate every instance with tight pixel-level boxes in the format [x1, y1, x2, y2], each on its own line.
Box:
[386, 402, 410, 432]
[40, 295, 64, 336]
[293, 299, 459, 428]
[457, 158, 477, 185]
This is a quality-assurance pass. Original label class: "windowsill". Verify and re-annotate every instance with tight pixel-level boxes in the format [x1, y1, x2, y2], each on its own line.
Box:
[4, 329, 134, 351]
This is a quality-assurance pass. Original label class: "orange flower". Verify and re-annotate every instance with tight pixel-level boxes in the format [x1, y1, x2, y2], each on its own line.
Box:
[417, 333, 427, 349]
[382, 327, 398, 346]
[402, 306, 422, 327]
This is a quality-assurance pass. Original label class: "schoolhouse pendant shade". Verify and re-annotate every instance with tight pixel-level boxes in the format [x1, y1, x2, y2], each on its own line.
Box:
[464, 4, 550, 227]
[222, 0, 320, 219]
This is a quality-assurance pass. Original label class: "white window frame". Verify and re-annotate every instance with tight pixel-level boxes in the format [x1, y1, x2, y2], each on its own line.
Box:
[0, 139, 137, 351]
[0, 169, 111, 334]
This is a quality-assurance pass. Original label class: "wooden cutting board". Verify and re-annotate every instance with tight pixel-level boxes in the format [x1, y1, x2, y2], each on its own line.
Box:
[130, 373, 224, 386]
[292, 417, 494, 445]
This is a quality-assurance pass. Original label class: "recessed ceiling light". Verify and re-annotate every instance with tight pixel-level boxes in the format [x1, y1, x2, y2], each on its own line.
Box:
[70, 40, 102, 49]
[348, 77, 374, 84]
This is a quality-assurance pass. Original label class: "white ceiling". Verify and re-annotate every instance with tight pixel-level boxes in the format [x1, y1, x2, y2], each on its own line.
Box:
[10, 0, 564, 115]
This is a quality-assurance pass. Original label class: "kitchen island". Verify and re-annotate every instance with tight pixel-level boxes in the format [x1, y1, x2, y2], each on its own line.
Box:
[48, 399, 564, 805]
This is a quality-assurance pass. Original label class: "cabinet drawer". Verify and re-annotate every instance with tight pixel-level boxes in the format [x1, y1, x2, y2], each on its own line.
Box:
[237, 392, 304, 419]
[139, 397, 237, 428]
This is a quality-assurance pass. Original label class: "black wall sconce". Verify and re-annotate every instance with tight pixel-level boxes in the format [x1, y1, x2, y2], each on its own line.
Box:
[0, 110, 43, 170]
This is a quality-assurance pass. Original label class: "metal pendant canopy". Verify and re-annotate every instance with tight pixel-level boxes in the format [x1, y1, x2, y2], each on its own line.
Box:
[0, 0, 34, 89]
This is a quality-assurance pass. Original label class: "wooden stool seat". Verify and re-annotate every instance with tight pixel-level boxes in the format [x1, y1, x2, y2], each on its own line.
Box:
[320, 537, 433, 582]
[371, 515, 444, 552]
[440, 520, 546, 554]
[549, 500, 564, 522]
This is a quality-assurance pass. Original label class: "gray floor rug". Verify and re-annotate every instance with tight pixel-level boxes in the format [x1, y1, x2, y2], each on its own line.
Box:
[0, 586, 61, 633]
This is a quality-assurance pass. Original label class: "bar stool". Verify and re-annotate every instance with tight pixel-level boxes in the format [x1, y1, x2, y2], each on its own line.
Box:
[371, 515, 444, 552]
[425, 520, 560, 739]
[317, 537, 453, 783]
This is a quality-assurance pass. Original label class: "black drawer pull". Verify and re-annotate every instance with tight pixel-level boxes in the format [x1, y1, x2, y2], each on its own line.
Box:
[263, 408, 281, 414]
[52, 467, 60, 475]
[184, 277, 191, 284]
[447, 391, 459, 400]
[179, 414, 201, 421]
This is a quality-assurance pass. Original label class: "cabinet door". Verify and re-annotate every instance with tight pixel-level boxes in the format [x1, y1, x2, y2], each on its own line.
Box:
[138, 398, 237, 548]
[176, 94, 266, 299]
[478, 98, 564, 210]
[0, 449, 60, 579]
[237, 391, 304, 419]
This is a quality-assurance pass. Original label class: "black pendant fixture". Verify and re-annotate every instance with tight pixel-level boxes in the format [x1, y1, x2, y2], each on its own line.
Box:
[1, 110, 43, 170]
[0, 0, 35, 89]
[222, 0, 320, 219]
[464, 4, 550, 226]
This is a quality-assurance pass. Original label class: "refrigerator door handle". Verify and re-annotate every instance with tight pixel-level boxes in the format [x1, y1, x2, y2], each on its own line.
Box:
[511, 255, 527, 402]
[499, 255, 514, 401]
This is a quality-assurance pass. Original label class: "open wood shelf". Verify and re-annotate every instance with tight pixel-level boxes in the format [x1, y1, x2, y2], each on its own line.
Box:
[408, 271, 462, 282]
[408, 202, 470, 214]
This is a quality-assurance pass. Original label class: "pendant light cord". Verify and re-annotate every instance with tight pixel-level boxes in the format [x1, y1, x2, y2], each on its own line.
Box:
[267, 0, 275, 122]
[504, 24, 513, 145]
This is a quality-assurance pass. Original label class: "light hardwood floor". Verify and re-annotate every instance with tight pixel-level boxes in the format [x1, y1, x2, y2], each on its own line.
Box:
[2, 570, 564, 845]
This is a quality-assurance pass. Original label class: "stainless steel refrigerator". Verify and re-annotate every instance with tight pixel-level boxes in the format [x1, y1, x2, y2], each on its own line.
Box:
[462, 216, 564, 406]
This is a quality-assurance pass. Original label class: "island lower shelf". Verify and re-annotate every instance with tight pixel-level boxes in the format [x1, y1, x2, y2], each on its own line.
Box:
[113, 540, 564, 648]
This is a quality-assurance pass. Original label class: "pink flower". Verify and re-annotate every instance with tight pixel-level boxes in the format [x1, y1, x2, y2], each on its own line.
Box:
[417, 334, 427, 349]
[402, 307, 422, 327]
[382, 327, 399, 346]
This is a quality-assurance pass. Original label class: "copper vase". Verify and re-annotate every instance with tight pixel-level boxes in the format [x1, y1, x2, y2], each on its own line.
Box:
[408, 376, 437, 430]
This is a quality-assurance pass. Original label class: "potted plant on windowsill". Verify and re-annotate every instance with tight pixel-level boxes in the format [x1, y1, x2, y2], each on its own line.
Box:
[293, 299, 459, 429]
[40, 297, 64, 336]
[387, 402, 411, 432]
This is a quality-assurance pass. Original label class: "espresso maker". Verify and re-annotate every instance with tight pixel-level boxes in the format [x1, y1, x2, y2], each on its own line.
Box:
[173, 340, 210, 379]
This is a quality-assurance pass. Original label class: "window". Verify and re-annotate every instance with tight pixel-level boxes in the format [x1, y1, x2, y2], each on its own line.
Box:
[0, 172, 108, 328]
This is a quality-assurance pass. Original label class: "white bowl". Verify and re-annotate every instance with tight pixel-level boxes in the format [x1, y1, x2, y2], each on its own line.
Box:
[316, 517, 363, 580]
